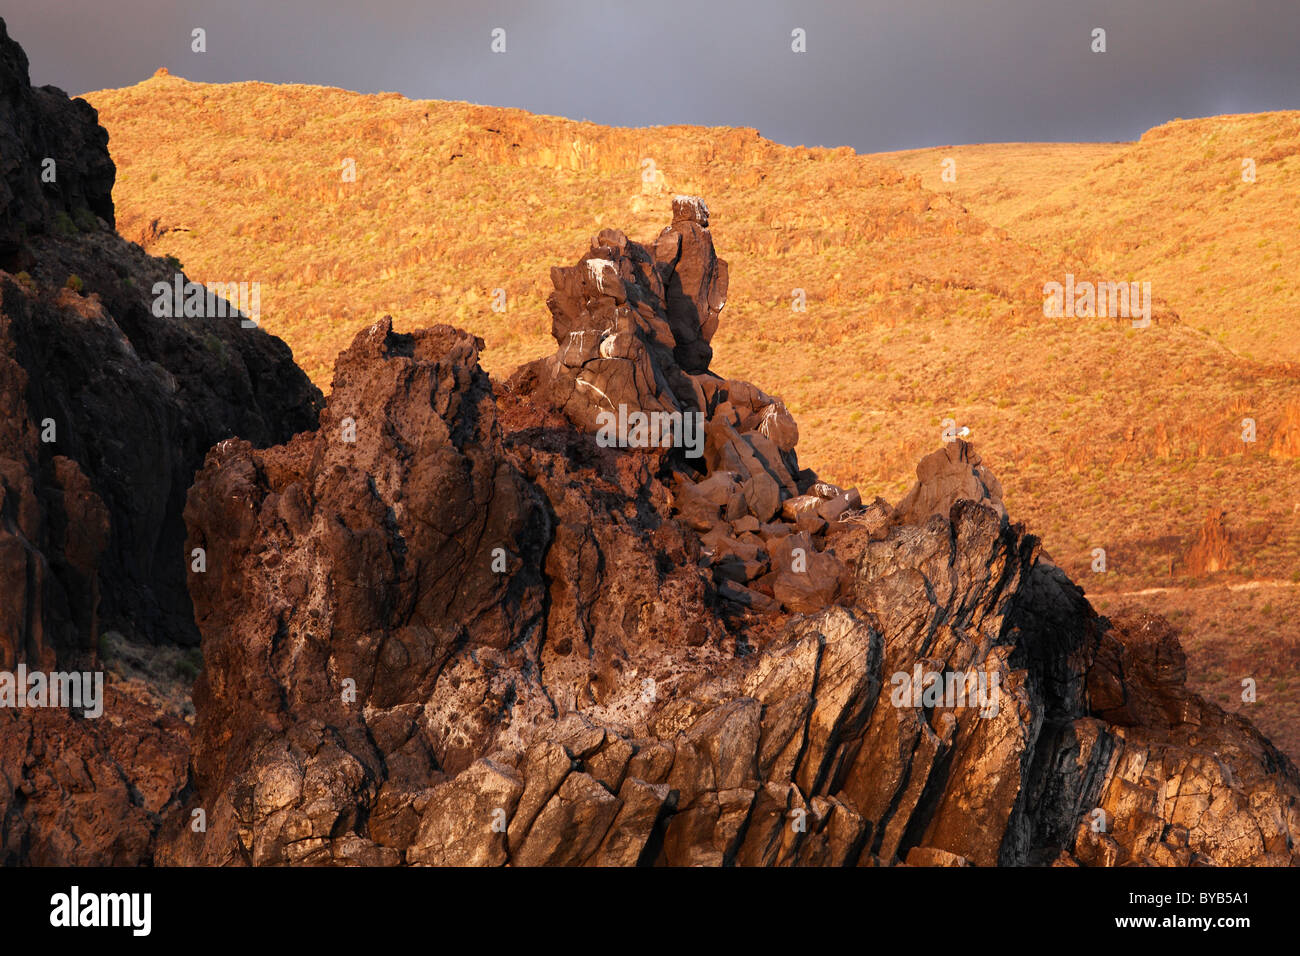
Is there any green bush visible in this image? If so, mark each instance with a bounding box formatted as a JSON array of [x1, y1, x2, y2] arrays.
[[176, 649, 204, 682], [52, 210, 77, 237], [64, 274, 83, 293]]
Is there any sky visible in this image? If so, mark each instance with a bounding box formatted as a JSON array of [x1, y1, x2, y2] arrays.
[[7, 0, 1299, 153]]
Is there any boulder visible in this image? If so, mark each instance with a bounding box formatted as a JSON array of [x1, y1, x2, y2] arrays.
[[892, 440, 1006, 526]]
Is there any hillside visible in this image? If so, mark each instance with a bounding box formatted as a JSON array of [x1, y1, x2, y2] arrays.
[[879, 113, 1300, 367], [875, 141, 1128, 228], [83, 77, 1300, 758], [877, 121, 1300, 758], [84, 76, 1300, 575]]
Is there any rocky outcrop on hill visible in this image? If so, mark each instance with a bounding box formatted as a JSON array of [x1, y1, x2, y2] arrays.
[[513, 194, 729, 428], [1, 14, 1296, 866], [165, 203, 1300, 867], [1185, 508, 1233, 576], [890, 439, 1005, 526], [0, 17, 321, 864], [1270, 400, 1300, 459], [510, 195, 860, 618]]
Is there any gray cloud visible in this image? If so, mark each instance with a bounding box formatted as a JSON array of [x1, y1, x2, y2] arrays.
[[7, 0, 1299, 152]]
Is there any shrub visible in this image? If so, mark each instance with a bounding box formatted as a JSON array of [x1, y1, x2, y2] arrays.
[[175, 651, 203, 682], [52, 210, 77, 237], [64, 274, 83, 292]]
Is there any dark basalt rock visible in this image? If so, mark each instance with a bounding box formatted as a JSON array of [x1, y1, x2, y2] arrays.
[[0, 17, 321, 864], [0, 17, 114, 264], [3, 235, 323, 653], [513, 195, 729, 432], [163, 319, 550, 864], [654, 194, 729, 373], [509, 199, 845, 614]]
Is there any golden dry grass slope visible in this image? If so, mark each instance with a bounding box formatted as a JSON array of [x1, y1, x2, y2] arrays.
[[84, 76, 1300, 754], [880, 113, 1300, 366]]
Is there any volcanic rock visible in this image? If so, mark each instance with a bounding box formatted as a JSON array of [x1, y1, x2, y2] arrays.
[[174, 295, 1300, 867], [1, 17, 1296, 868], [654, 195, 729, 372], [0, 17, 114, 261], [510, 201, 830, 612], [0, 17, 321, 864], [164, 319, 549, 864]]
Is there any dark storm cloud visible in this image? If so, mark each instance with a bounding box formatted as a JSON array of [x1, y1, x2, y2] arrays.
[[7, 0, 1299, 152]]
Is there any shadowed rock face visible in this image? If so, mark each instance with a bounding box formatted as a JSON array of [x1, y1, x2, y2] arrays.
[[2, 235, 324, 656], [0, 17, 322, 658], [0, 17, 113, 262], [1, 17, 1296, 866], [0, 17, 321, 864]]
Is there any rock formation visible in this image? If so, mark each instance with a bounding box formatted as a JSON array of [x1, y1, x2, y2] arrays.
[[161, 319, 550, 864], [1270, 400, 1300, 459], [0, 19, 113, 264], [1185, 508, 1233, 576], [514, 194, 730, 430], [511, 195, 854, 617], [164, 204, 1300, 866], [1, 17, 1296, 867]]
